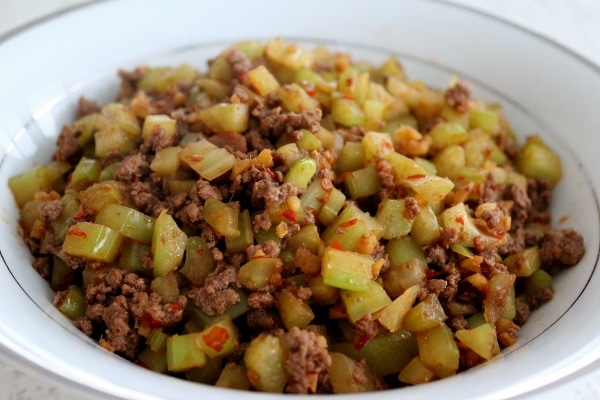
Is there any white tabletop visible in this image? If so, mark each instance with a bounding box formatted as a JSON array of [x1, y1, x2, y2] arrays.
[[1, 0, 600, 399]]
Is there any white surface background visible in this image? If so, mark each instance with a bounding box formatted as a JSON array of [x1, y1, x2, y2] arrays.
[[0, 0, 599, 398]]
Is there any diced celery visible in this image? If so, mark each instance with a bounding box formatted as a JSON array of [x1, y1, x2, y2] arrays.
[[277, 83, 319, 112], [141, 114, 177, 142], [341, 280, 392, 322], [411, 203, 441, 246], [327, 352, 381, 393], [296, 129, 323, 152], [275, 288, 315, 329], [247, 65, 280, 96], [225, 209, 253, 254], [151, 272, 180, 304], [152, 210, 187, 277], [455, 323, 500, 361], [416, 324, 459, 378], [429, 121, 469, 150], [9, 166, 55, 208], [504, 246, 541, 277], [179, 139, 237, 181], [199, 103, 249, 134], [398, 356, 436, 385], [321, 247, 373, 292], [179, 236, 214, 286], [118, 240, 150, 274], [216, 362, 251, 390], [376, 284, 421, 332], [516, 135, 562, 187], [375, 198, 416, 240], [335, 141, 365, 173], [483, 272, 516, 324], [69, 157, 102, 190], [203, 198, 240, 239], [77, 180, 128, 214], [196, 316, 239, 358], [95, 203, 155, 245], [331, 98, 365, 127], [63, 222, 124, 262], [284, 157, 317, 189], [244, 334, 287, 393], [264, 37, 314, 72], [344, 164, 381, 199], [138, 347, 168, 374], [166, 333, 207, 372], [322, 204, 384, 252], [469, 107, 501, 136], [309, 275, 340, 306], [330, 330, 417, 376], [403, 294, 447, 333], [150, 146, 182, 175], [55, 285, 87, 320], [238, 257, 282, 290]]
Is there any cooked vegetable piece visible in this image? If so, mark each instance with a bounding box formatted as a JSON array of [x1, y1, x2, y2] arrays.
[[95, 203, 155, 245], [63, 222, 124, 262], [152, 210, 187, 277], [244, 334, 287, 393], [166, 333, 207, 372]]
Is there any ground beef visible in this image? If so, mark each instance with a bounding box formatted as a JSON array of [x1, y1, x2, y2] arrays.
[[54, 125, 83, 163], [100, 295, 141, 359], [283, 327, 332, 394], [497, 132, 518, 160], [188, 265, 240, 316], [130, 291, 187, 328], [39, 200, 63, 222], [194, 179, 223, 201], [444, 81, 471, 113], [32, 256, 51, 278], [114, 152, 150, 182], [226, 48, 253, 85], [527, 178, 552, 213], [76, 96, 100, 119], [514, 297, 531, 326], [497, 227, 526, 256], [502, 183, 531, 230], [130, 181, 166, 218], [479, 174, 502, 204], [247, 292, 277, 309], [424, 244, 449, 266], [246, 308, 283, 333], [246, 240, 280, 259], [252, 210, 272, 232], [403, 197, 420, 218], [449, 315, 468, 331], [539, 229, 585, 270], [117, 67, 146, 100], [253, 181, 300, 207], [251, 101, 322, 140]]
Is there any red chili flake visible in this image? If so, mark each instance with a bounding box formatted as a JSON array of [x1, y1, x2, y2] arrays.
[[190, 155, 204, 162], [141, 313, 162, 329], [202, 326, 230, 352], [196, 249, 205, 256], [355, 332, 374, 351], [282, 209, 297, 222], [407, 174, 426, 180], [168, 303, 183, 312], [425, 269, 441, 279], [265, 167, 277, 180], [306, 87, 317, 96], [339, 218, 358, 229], [330, 241, 345, 251], [455, 216, 465, 225], [67, 227, 87, 239]]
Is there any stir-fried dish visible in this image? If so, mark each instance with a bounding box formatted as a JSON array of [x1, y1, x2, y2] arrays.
[[9, 38, 585, 393]]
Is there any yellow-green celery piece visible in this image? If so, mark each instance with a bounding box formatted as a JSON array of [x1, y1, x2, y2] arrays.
[[62, 222, 124, 263], [152, 210, 187, 277]]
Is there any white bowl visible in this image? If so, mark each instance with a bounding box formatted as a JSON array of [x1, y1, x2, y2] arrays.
[[1, 1, 600, 399]]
